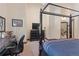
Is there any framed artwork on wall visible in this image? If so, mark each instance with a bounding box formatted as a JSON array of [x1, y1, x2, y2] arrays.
[[61, 22, 68, 39], [0, 16, 5, 32], [12, 19, 23, 27], [0, 16, 6, 39]]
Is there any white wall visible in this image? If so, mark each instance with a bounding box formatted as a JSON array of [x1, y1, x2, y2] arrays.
[[0, 4, 7, 17], [73, 4, 79, 38], [26, 4, 43, 39], [0, 3, 44, 40], [48, 6, 61, 39], [0, 4, 27, 41], [6, 4, 27, 41]]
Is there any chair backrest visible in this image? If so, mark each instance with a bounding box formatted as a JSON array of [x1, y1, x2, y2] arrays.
[[17, 35, 25, 53]]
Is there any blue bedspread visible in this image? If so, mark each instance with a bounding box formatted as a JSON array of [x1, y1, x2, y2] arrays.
[[43, 39, 79, 56]]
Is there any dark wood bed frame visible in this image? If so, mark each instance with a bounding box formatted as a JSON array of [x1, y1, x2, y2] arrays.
[[39, 3, 79, 56]]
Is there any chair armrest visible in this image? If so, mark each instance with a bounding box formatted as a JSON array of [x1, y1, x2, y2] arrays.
[[6, 46, 16, 49]]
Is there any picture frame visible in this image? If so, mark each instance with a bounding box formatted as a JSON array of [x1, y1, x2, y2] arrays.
[[12, 19, 23, 27], [61, 22, 68, 39], [0, 16, 5, 32]]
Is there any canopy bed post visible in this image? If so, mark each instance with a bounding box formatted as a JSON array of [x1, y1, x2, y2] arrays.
[[69, 14, 72, 38], [39, 9, 43, 56]]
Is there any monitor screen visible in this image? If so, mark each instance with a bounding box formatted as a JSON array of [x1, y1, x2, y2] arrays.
[[32, 23, 39, 29]]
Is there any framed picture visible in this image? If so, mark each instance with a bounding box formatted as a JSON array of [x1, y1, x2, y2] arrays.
[[61, 22, 68, 39], [12, 19, 23, 27], [0, 16, 5, 38], [0, 16, 5, 32]]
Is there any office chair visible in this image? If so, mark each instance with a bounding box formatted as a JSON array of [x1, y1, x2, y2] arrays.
[[0, 38, 17, 56], [8, 35, 25, 56]]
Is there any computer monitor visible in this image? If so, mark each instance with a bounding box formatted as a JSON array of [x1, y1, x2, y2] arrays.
[[32, 23, 39, 29]]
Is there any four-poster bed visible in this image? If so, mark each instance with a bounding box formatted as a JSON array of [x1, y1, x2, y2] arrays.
[[39, 3, 79, 56]]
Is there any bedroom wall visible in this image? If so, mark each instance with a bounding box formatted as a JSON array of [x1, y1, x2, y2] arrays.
[[6, 4, 27, 41], [25, 3, 50, 39], [72, 4, 79, 39], [59, 3, 79, 39], [48, 3, 79, 39], [0, 4, 7, 17], [0, 4, 27, 41], [25, 4, 41, 39], [48, 5, 61, 39], [0, 3, 49, 41], [58, 3, 79, 39]]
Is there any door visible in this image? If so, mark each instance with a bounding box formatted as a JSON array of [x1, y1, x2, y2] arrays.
[[61, 22, 68, 39]]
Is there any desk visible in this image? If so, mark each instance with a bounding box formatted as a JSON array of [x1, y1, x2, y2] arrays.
[[0, 38, 16, 55]]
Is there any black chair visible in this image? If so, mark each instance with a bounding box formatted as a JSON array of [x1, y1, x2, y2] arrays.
[[8, 35, 25, 56], [0, 38, 17, 56]]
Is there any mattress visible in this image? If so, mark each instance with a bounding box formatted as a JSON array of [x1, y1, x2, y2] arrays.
[[43, 39, 79, 56]]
